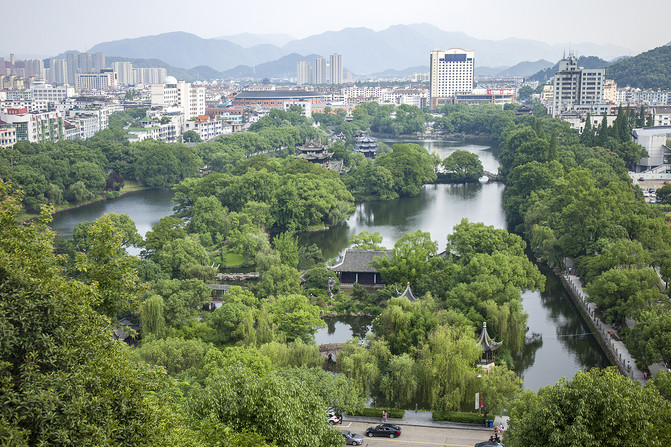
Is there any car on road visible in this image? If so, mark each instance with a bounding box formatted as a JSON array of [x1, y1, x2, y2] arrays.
[[342, 430, 365, 445], [365, 423, 402, 438]]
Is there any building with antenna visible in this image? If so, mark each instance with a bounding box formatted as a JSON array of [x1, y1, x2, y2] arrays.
[[551, 54, 607, 117]]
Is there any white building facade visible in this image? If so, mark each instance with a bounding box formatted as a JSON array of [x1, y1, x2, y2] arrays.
[[429, 48, 475, 109]]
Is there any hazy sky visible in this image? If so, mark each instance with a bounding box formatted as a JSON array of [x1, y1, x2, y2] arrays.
[[2, 0, 670, 57]]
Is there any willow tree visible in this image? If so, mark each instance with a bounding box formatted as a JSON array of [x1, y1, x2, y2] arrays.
[[141, 294, 166, 339]]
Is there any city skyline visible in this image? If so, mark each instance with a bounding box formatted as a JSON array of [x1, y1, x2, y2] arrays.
[[2, 0, 670, 58]]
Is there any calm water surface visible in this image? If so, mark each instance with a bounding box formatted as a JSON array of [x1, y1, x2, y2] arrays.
[[50, 140, 609, 389]]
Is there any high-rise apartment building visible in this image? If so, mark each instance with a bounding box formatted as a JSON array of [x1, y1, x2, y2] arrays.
[[314, 57, 327, 85], [66, 52, 78, 85], [52, 59, 68, 85], [429, 48, 475, 109], [296, 61, 311, 86], [79, 53, 93, 74], [112, 61, 134, 85], [329, 53, 343, 85], [93, 52, 106, 72], [551, 55, 605, 117]]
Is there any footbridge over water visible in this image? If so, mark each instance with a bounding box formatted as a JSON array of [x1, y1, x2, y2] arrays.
[[319, 343, 345, 363]]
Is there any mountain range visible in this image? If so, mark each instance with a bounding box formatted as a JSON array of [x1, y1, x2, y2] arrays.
[[89, 23, 631, 75]]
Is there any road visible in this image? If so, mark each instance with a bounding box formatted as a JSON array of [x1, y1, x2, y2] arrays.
[[338, 422, 494, 447]]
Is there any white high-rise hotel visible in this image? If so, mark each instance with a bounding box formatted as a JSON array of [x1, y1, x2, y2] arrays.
[[429, 48, 475, 109]]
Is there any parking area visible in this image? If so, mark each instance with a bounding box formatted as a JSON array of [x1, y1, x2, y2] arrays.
[[635, 178, 668, 203], [337, 421, 494, 447]]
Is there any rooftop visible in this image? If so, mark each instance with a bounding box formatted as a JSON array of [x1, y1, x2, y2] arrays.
[[329, 248, 393, 273], [235, 90, 327, 100]]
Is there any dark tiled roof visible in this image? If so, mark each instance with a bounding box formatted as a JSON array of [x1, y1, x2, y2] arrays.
[[235, 90, 326, 100], [329, 249, 392, 273], [397, 282, 416, 301]]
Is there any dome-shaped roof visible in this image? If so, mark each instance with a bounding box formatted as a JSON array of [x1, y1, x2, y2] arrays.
[[164, 76, 177, 84]]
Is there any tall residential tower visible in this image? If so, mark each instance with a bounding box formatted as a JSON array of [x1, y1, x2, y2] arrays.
[[329, 53, 343, 85]]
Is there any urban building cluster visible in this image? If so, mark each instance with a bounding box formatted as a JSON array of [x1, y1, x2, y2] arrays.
[[0, 52, 237, 147], [296, 54, 343, 86], [527, 54, 671, 176], [534, 54, 671, 127]]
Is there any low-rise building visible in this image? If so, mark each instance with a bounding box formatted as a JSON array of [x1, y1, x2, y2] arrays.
[[0, 109, 64, 142], [184, 115, 232, 141], [631, 127, 671, 172], [0, 125, 17, 148]]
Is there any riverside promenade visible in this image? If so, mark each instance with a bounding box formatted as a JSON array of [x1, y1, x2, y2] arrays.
[[563, 273, 646, 385]]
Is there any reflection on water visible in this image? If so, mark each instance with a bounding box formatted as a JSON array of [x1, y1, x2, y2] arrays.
[[314, 316, 373, 344], [300, 182, 506, 260], [50, 188, 175, 239], [48, 139, 609, 390], [516, 266, 610, 391]]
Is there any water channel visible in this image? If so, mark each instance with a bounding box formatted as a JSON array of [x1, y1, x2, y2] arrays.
[[48, 138, 609, 391]]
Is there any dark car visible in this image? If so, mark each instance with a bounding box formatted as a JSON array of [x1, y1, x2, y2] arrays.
[[342, 430, 365, 445], [475, 441, 504, 447], [365, 423, 402, 438]]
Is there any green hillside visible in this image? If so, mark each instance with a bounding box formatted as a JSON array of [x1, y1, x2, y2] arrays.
[[607, 45, 671, 89]]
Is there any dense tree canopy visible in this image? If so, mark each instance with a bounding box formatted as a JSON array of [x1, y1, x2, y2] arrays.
[[506, 368, 671, 447]]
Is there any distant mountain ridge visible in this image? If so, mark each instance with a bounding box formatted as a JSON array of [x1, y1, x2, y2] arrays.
[[88, 24, 632, 75], [216, 32, 295, 48]]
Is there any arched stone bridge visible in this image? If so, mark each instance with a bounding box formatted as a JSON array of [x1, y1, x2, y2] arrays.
[[319, 343, 345, 363]]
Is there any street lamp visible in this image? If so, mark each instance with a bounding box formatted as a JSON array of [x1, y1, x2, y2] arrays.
[[477, 374, 482, 416]]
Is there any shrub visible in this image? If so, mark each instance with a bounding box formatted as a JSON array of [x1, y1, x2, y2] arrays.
[[348, 408, 405, 419], [432, 411, 486, 424]]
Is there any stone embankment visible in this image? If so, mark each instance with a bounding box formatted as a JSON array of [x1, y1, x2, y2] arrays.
[[561, 273, 646, 384]]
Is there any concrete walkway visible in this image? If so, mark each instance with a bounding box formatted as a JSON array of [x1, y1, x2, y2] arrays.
[[565, 274, 646, 385], [343, 410, 505, 431]]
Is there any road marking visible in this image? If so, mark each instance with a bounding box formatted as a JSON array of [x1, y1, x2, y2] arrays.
[[364, 439, 473, 446]]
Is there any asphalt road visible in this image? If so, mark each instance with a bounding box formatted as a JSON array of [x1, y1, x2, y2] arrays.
[[338, 421, 495, 447]]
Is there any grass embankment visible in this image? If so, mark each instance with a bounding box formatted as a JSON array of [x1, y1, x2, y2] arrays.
[[221, 252, 246, 268]]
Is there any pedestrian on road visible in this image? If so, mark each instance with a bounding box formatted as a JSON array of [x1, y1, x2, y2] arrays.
[[383, 410, 387, 423]]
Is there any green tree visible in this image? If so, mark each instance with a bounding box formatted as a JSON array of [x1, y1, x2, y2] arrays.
[[256, 264, 302, 298], [656, 184, 671, 204], [273, 232, 299, 268], [189, 365, 343, 447], [182, 130, 202, 143], [625, 309, 671, 367], [447, 218, 527, 263], [350, 230, 384, 249], [648, 370, 671, 401], [378, 353, 418, 408], [74, 214, 147, 318], [156, 236, 216, 281], [376, 143, 437, 196], [372, 229, 439, 286], [0, 181, 193, 446], [275, 366, 365, 414], [267, 294, 326, 342], [141, 294, 166, 338], [505, 368, 671, 447], [585, 267, 663, 325], [441, 150, 484, 182], [480, 365, 522, 416]]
